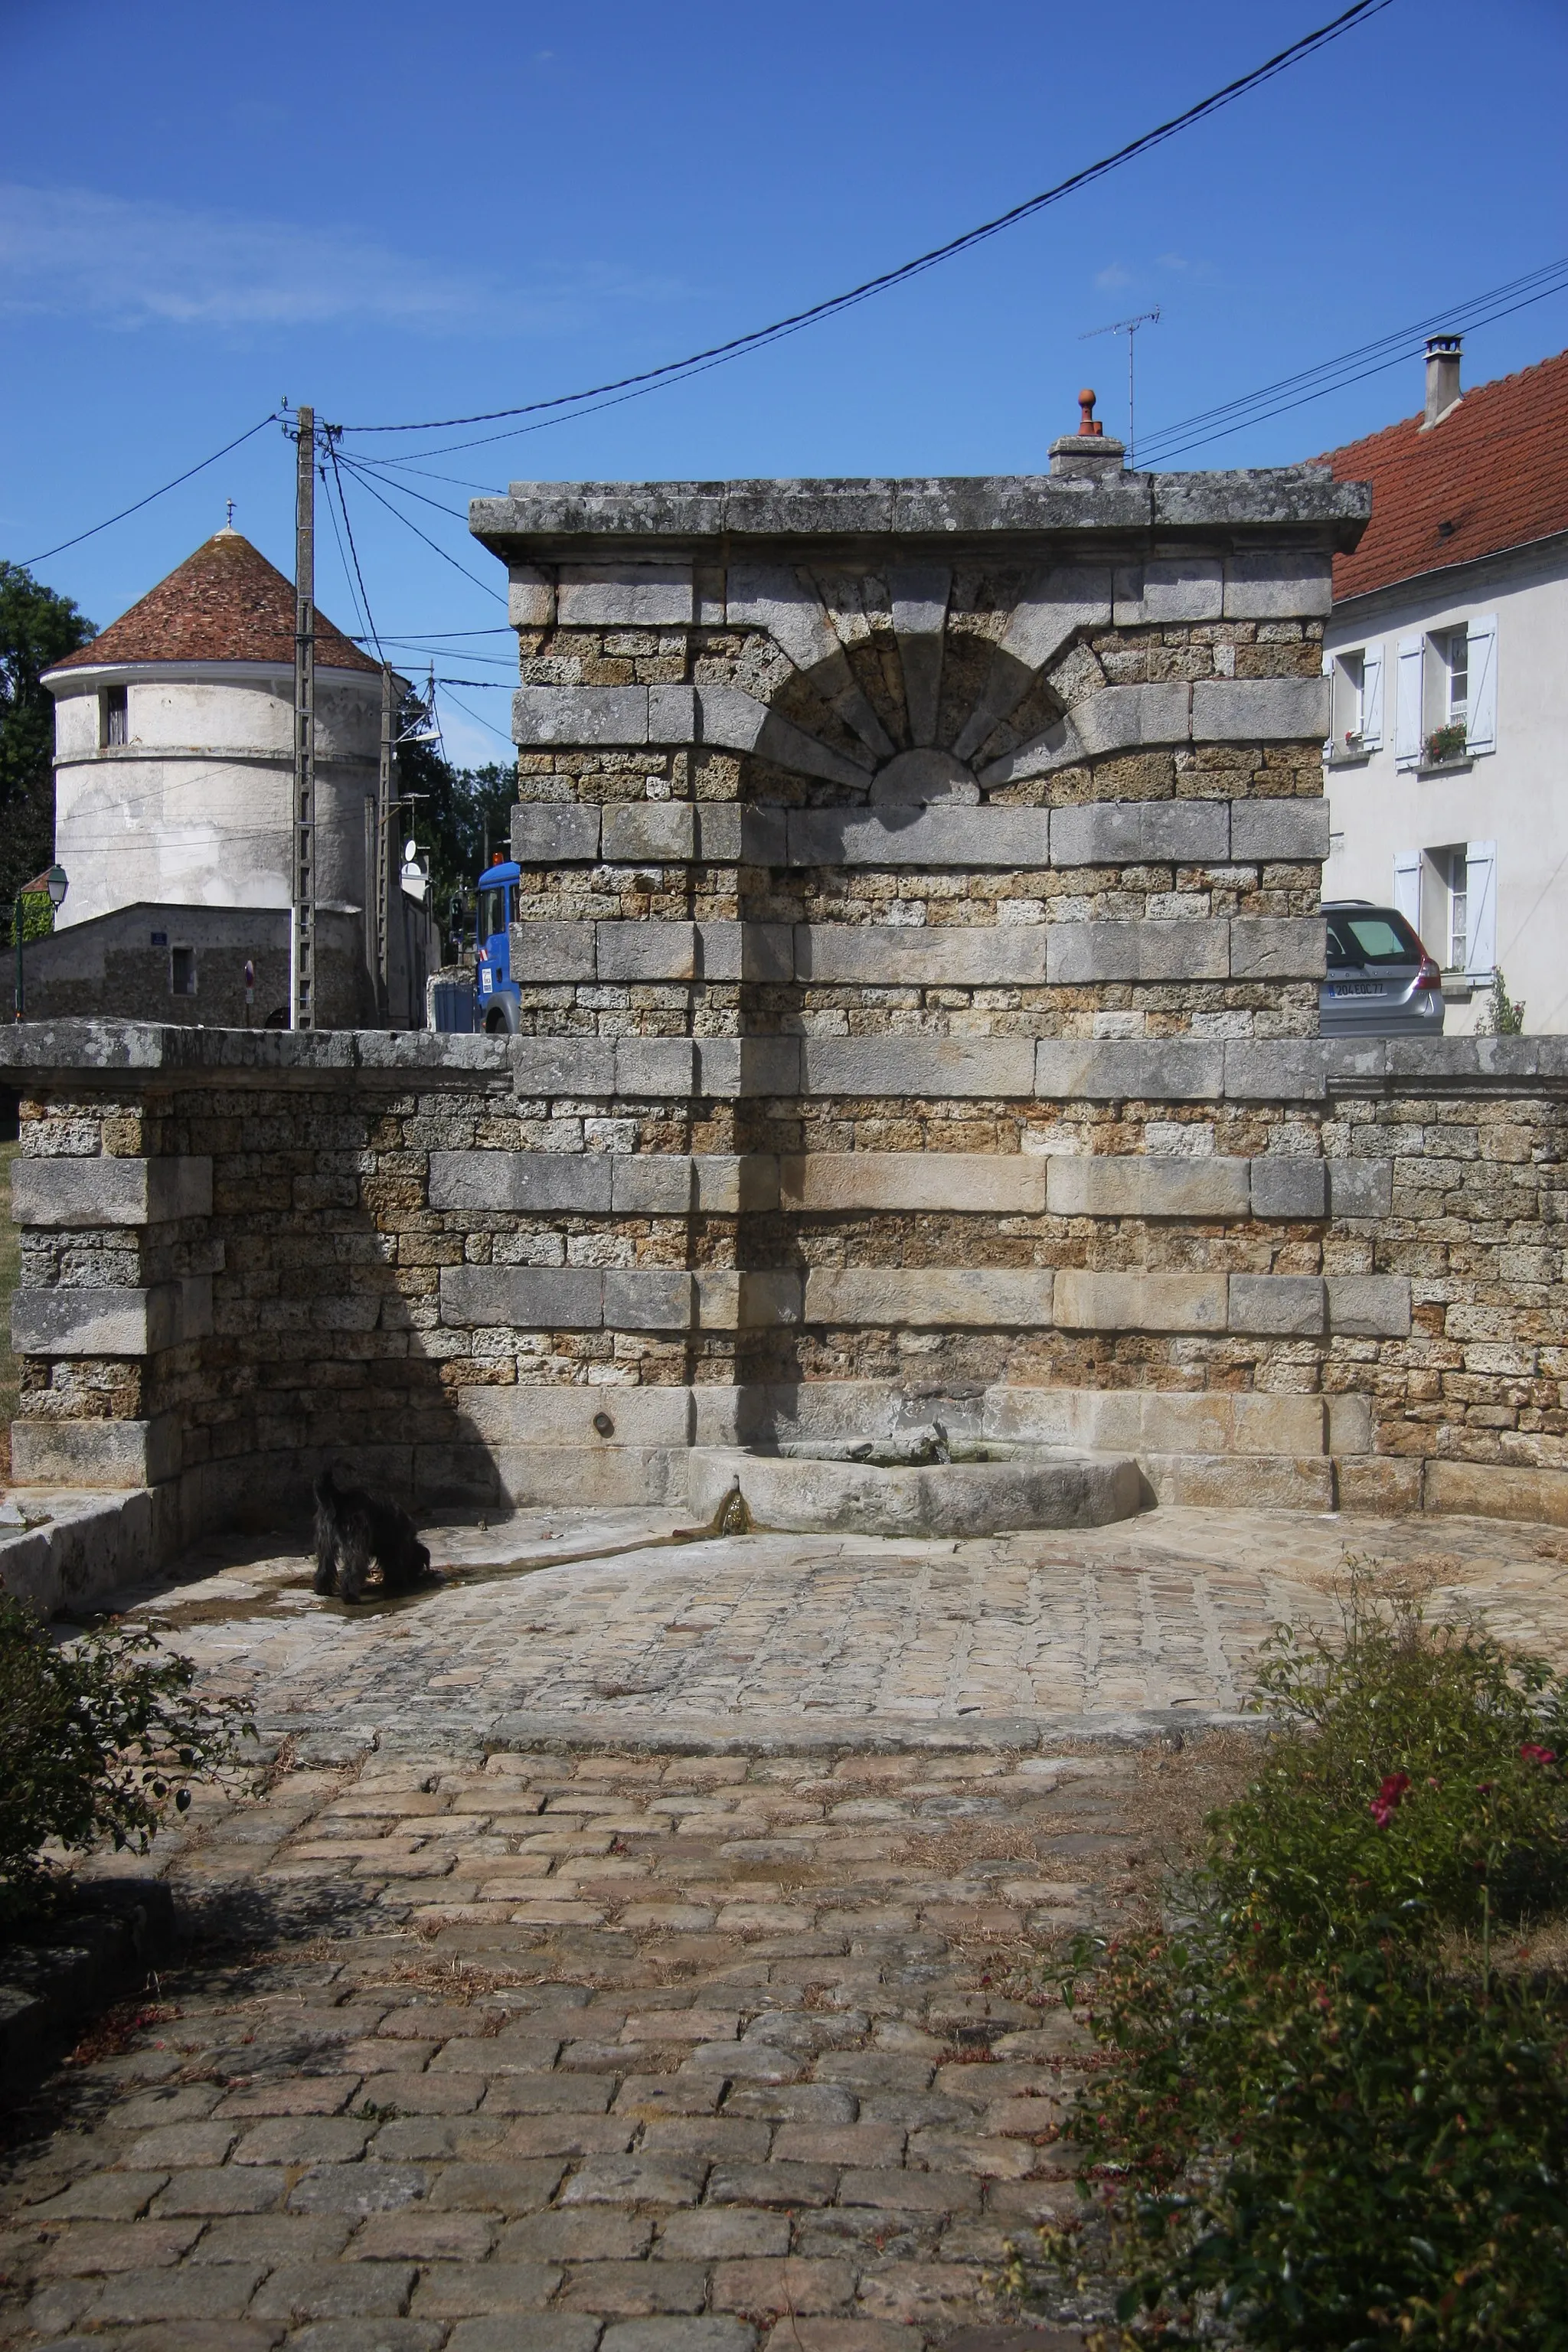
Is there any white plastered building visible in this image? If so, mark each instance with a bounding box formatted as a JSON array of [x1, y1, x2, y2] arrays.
[[1318, 340, 1568, 1032]]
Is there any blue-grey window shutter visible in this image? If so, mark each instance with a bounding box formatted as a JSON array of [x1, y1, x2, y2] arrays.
[[1467, 616, 1498, 753]]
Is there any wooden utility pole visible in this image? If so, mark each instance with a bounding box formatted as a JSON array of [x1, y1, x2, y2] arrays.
[[376, 662, 394, 1007], [290, 405, 316, 1028]]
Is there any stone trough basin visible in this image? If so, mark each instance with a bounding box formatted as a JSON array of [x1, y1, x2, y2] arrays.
[[688, 1428, 1143, 1537]]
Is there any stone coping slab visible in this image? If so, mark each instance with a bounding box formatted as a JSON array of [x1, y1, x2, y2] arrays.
[[2, 1020, 1563, 1099], [469, 469, 1370, 553]]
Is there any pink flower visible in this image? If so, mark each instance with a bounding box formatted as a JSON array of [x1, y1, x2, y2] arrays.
[[1520, 1743, 1558, 1766], [1369, 1772, 1410, 1828]]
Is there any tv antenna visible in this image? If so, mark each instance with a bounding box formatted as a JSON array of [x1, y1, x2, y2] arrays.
[[1080, 308, 1161, 466]]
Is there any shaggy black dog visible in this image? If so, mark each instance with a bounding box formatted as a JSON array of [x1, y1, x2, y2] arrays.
[[312, 1469, 433, 1603]]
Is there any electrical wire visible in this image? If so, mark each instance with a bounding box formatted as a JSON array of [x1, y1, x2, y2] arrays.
[[335, 0, 1397, 442], [19, 416, 279, 568], [1138, 259, 1568, 463], [332, 454, 508, 603], [319, 461, 372, 648], [437, 686, 516, 747], [323, 438, 387, 669]]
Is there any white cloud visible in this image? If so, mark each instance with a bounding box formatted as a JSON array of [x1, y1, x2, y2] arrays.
[[1094, 263, 1132, 292], [0, 181, 685, 336]]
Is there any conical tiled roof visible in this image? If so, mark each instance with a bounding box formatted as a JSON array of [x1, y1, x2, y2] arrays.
[[49, 527, 378, 674]]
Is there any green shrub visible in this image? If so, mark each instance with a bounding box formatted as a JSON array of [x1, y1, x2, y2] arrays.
[[1045, 1569, 1568, 2349], [0, 1594, 246, 1930]]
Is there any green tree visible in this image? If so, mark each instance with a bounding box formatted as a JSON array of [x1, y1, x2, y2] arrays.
[[0, 562, 95, 913], [393, 688, 514, 954]]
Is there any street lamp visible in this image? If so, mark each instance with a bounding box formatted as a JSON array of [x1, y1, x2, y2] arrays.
[[13, 864, 67, 1021]]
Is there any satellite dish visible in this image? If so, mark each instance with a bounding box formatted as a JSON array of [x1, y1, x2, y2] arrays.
[[403, 838, 417, 862]]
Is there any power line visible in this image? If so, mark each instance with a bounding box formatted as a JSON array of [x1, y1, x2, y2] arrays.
[[19, 415, 279, 567], [332, 454, 508, 603], [319, 458, 371, 647], [336, 0, 1397, 441], [438, 686, 516, 747], [1137, 258, 1568, 463], [323, 437, 388, 669]]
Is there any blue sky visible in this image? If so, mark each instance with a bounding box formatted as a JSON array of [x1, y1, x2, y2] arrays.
[[5, 0, 1566, 765]]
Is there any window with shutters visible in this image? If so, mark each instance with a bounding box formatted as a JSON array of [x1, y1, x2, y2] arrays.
[[100, 684, 128, 747], [1328, 643, 1383, 757], [1422, 627, 1473, 763]]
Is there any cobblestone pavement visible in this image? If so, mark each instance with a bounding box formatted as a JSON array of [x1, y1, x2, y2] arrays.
[[84, 1503, 1568, 1756], [3, 1503, 1567, 2351]]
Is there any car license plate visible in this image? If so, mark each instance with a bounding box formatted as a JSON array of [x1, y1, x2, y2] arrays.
[[1331, 982, 1383, 998]]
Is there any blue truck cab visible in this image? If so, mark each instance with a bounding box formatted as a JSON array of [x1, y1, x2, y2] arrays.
[[474, 860, 521, 1033]]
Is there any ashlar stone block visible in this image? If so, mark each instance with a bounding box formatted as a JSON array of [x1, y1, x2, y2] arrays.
[[1045, 1156, 1250, 1218], [509, 923, 597, 982], [10, 1415, 180, 1488], [802, 1036, 1037, 1099], [782, 1152, 1047, 1213], [511, 1039, 616, 1099], [556, 562, 694, 627], [616, 1038, 696, 1096], [459, 1385, 693, 1448], [1035, 1038, 1224, 1101], [795, 925, 1050, 986], [1328, 1159, 1393, 1218], [1250, 1156, 1328, 1219], [1070, 681, 1192, 756], [1113, 559, 1223, 624], [601, 805, 696, 864], [1229, 916, 1326, 980], [511, 805, 602, 864], [11, 1155, 212, 1227], [1227, 1273, 1327, 1335], [440, 1266, 603, 1329], [1327, 1273, 1412, 1337], [508, 564, 555, 628], [603, 1270, 694, 1331], [428, 1152, 612, 1214], [786, 807, 1052, 871], [595, 923, 697, 982], [1048, 798, 1229, 868], [802, 1268, 1054, 1328], [611, 1155, 695, 1214], [1223, 550, 1333, 618], [1052, 1270, 1228, 1332], [1045, 920, 1228, 984], [1222, 801, 1330, 870], [1192, 677, 1330, 741], [513, 685, 650, 748]]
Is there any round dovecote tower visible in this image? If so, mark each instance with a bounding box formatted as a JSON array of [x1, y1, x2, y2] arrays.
[[35, 527, 428, 1027]]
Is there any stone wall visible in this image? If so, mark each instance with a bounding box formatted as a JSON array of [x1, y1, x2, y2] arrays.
[[5, 1026, 1568, 1546], [6, 470, 1568, 1550]]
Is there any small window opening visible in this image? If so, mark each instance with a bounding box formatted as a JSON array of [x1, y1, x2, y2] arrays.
[[170, 946, 196, 997], [102, 684, 128, 746]]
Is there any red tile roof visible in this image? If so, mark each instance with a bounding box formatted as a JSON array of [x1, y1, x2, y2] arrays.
[[1318, 347, 1568, 603], [49, 528, 377, 675]]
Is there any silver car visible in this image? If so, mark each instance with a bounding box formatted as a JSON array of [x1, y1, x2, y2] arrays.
[[1319, 901, 1446, 1036]]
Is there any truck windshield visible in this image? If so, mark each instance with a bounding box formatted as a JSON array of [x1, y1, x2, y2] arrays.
[[478, 887, 508, 940]]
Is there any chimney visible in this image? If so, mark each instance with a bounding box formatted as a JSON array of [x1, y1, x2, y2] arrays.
[[1049, 387, 1127, 479], [1422, 334, 1462, 431]]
